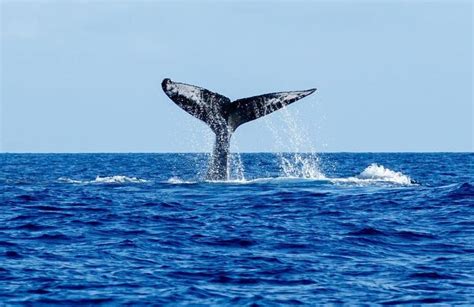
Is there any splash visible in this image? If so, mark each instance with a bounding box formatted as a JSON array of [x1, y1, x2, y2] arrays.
[[262, 103, 324, 179], [59, 176, 149, 184], [280, 153, 325, 179], [166, 163, 415, 186], [228, 150, 246, 182], [330, 164, 415, 185], [357, 163, 414, 184]]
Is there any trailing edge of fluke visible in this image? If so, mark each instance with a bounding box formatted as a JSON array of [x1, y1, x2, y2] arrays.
[[161, 78, 317, 181]]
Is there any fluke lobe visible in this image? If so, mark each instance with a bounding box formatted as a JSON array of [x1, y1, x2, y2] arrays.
[[161, 78, 316, 181]]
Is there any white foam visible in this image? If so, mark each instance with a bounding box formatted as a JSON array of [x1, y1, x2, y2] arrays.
[[330, 164, 414, 185], [214, 164, 413, 186], [358, 163, 413, 184], [166, 177, 195, 184], [167, 177, 266, 185], [165, 163, 414, 186], [57, 177, 83, 184], [93, 176, 148, 184], [58, 176, 149, 184], [58, 164, 413, 187]]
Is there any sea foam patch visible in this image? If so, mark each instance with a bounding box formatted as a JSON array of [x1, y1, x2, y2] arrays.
[[166, 163, 415, 186], [59, 176, 149, 184], [357, 164, 413, 184], [330, 163, 415, 185]]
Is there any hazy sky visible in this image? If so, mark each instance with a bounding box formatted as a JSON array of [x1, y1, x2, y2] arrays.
[[1, 0, 472, 152]]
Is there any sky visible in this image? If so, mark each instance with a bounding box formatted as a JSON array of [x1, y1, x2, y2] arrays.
[[0, 0, 472, 153]]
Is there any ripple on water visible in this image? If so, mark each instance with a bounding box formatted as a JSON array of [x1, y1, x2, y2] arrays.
[[1, 153, 473, 304], [33, 233, 72, 241], [16, 223, 53, 231], [5, 251, 22, 259], [409, 272, 455, 280], [348, 227, 386, 236]]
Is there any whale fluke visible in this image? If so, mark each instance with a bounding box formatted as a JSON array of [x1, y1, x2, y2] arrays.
[[228, 89, 317, 130], [161, 78, 317, 180]]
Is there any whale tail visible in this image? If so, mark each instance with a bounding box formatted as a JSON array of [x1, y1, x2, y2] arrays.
[[161, 78, 317, 180]]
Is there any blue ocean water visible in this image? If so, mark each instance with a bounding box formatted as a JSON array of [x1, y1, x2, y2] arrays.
[[1, 152, 473, 305]]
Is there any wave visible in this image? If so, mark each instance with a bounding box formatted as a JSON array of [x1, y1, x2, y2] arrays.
[[166, 177, 196, 184], [93, 176, 148, 184], [58, 176, 149, 184], [447, 182, 474, 198], [58, 164, 413, 187], [166, 164, 415, 186], [358, 163, 413, 183], [330, 164, 415, 185]]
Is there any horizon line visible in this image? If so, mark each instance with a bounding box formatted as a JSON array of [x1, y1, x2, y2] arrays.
[[1, 151, 472, 154]]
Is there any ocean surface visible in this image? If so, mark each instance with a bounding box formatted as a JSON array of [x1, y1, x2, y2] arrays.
[[1, 152, 473, 305]]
